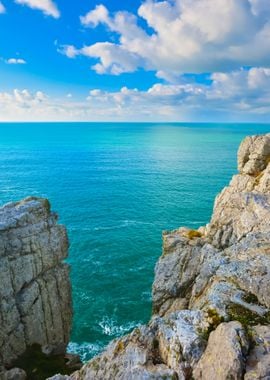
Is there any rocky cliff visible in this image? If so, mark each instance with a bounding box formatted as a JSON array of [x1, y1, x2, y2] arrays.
[[0, 197, 72, 369], [62, 133, 270, 379]]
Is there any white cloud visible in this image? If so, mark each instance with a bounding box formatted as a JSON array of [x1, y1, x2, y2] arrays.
[[60, 45, 78, 58], [0, 89, 47, 105], [81, 42, 142, 75], [0, 1, 5, 13], [80, 4, 109, 27], [84, 67, 270, 119], [15, 0, 60, 18], [63, 0, 270, 78], [1, 68, 270, 121], [6, 58, 26, 64], [0, 89, 63, 121]]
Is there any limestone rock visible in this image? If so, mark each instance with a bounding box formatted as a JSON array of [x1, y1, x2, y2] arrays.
[[152, 229, 208, 315], [189, 232, 270, 322], [238, 133, 270, 175], [157, 310, 209, 378], [193, 322, 249, 380], [69, 324, 177, 380], [69, 310, 211, 380], [206, 135, 270, 249], [0, 197, 72, 367]]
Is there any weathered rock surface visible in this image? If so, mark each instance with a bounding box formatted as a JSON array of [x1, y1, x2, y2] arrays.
[[193, 321, 249, 379], [0, 197, 72, 367], [58, 133, 270, 379], [238, 133, 270, 175], [244, 325, 270, 379], [156, 310, 209, 378]]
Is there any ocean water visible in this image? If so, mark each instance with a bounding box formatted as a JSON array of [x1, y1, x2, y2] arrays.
[[0, 122, 269, 360]]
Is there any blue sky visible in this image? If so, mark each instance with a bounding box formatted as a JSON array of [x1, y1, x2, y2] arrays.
[[0, 0, 270, 121]]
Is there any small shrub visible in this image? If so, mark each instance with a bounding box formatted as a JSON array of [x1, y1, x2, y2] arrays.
[[187, 229, 202, 239]]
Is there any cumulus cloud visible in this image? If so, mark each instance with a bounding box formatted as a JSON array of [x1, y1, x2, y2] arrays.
[[85, 67, 270, 117], [80, 4, 110, 27], [0, 89, 101, 121], [0, 89, 46, 106], [60, 45, 78, 59], [15, 0, 60, 18], [1, 68, 270, 121], [6, 58, 26, 64], [0, 1, 5, 13], [63, 0, 270, 78], [0, 89, 65, 121], [81, 43, 142, 75]]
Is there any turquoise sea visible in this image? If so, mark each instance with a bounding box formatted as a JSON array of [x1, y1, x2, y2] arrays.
[[0, 122, 269, 360]]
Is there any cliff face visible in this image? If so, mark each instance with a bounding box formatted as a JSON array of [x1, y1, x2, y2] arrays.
[[0, 197, 72, 367], [65, 133, 270, 380]]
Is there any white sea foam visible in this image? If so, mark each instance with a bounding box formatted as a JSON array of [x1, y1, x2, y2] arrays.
[[67, 319, 142, 361], [98, 316, 142, 336], [67, 341, 103, 362]]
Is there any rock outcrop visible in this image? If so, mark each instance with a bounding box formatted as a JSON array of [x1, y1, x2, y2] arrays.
[[61, 133, 270, 379], [0, 197, 72, 368]]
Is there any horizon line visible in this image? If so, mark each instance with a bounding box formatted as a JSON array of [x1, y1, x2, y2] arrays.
[[0, 121, 270, 125]]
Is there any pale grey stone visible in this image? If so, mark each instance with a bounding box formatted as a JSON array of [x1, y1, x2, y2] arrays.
[[0, 197, 72, 366], [157, 310, 209, 378], [193, 322, 249, 380], [238, 133, 270, 175]]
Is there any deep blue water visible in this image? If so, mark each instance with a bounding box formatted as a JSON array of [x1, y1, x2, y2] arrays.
[[0, 122, 269, 360]]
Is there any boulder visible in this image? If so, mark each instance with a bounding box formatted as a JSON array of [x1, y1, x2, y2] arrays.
[[193, 322, 248, 379]]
